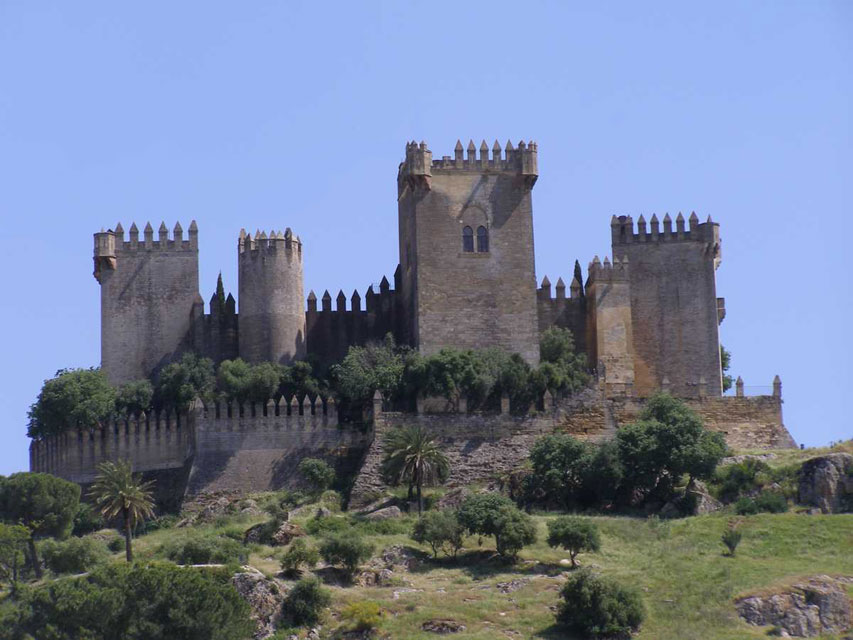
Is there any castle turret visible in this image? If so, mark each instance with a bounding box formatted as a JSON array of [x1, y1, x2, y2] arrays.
[[238, 228, 306, 364], [611, 212, 723, 397], [95, 221, 200, 384]]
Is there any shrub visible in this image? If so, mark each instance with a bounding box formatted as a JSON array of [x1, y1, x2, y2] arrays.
[[164, 535, 243, 565], [735, 492, 788, 515], [107, 535, 126, 553], [139, 514, 180, 534], [71, 503, 105, 536], [457, 493, 536, 558], [411, 510, 465, 558], [722, 522, 742, 556], [280, 538, 319, 574], [547, 517, 601, 568], [282, 576, 331, 627], [340, 600, 382, 631], [714, 458, 770, 502], [40, 537, 108, 574], [557, 569, 645, 638], [319, 533, 374, 576], [297, 458, 336, 493]]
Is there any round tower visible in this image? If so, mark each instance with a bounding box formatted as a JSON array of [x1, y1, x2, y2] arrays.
[[238, 228, 306, 364]]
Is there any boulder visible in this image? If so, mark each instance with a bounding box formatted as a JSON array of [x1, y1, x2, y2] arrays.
[[436, 487, 470, 511], [271, 521, 305, 546], [736, 576, 852, 637], [355, 495, 399, 515], [686, 479, 723, 515], [422, 619, 467, 634], [363, 506, 403, 520], [798, 454, 853, 514], [231, 568, 288, 640]]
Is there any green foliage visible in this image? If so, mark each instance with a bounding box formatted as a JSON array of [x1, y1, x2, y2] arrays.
[[217, 358, 282, 404], [6, 562, 254, 640], [573, 260, 585, 297], [89, 460, 155, 562], [380, 426, 450, 513], [282, 575, 332, 627], [279, 538, 319, 574], [40, 536, 108, 574], [538, 327, 590, 396], [735, 492, 788, 515], [0, 472, 80, 540], [154, 352, 215, 411], [721, 345, 733, 392], [71, 502, 106, 536], [340, 600, 382, 631], [0, 523, 29, 588], [557, 569, 645, 638], [411, 348, 482, 410], [457, 493, 536, 558], [107, 535, 125, 553], [713, 458, 770, 503], [319, 532, 374, 576], [332, 334, 411, 403], [297, 458, 336, 493], [411, 510, 465, 558], [164, 535, 243, 565], [280, 360, 322, 401], [547, 517, 601, 568], [114, 379, 154, 415], [27, 368, 116, 438], [721, 523, 742, 556]]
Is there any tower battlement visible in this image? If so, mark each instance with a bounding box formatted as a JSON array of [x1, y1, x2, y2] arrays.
[[611, 212, 720, 246], [587, 255, 630, 284], [238, 228, 303, 258]]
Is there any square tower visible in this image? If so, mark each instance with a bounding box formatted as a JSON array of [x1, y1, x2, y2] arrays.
[[397, 140, 540, 364]]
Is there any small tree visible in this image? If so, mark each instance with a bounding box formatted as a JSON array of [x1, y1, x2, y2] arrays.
[[0, 472, 80, 579], [114, 379, 154, 415], [457, 494, 536, 559], [89, 460, 155, 562], [297, 458, 336, 494], [280, 538, 319, 575], [380, 426, 449, 514], [341, 601, 383, 632], [27, 368, 116, 438], [721, 345, 733, 392], [557, 569, 645, 638], [722, 521, 742, 556], [283, 576, 332, 627], [547, 517, 601, 568], [319, 533, 374, 577], [411, 510, 465, 558], [40, 536, 108, 574], [493, 508, 537, 559], [0, 523, 29, 591], [154, 352, 215, 411]]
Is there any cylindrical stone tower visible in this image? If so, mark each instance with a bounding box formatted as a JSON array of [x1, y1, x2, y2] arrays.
[[238, 228, 306, 364]]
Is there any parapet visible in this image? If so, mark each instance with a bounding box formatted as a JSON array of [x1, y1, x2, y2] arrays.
[[586, 255, 630, 284], [611, 212, 719, 246], [238, 228, 302, 259], [93, 221, 198, 282], [399, 139, 538, 191], [537, 275, 583, 301]]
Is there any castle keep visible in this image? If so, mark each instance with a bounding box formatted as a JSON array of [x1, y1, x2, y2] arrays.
[[33, 140, 795, 500]]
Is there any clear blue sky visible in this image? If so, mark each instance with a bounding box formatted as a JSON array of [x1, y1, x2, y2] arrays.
[[0, 2, 850, 474]]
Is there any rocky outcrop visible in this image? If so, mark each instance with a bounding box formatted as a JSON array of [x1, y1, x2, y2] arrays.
[[231, 568, 288, 640], [363, 505, 403, 520], [798, 454, 853, 514], [736, 576, 852, 637], [422, 619, 467, 634]]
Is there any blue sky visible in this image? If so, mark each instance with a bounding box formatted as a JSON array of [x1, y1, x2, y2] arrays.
[[0, 1, 850, 474]]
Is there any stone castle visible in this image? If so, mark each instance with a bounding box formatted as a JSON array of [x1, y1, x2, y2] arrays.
[[32, 140, 795, 504]]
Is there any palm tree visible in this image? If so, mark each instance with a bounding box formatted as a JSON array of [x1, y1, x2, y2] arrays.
[[380, 426, 449, 514], [89, 460, 155, 562]]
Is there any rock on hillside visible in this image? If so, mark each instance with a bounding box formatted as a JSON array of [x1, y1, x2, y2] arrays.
[[231, 568, 288, 640], [798, 453, 853, 514], [736, 575, 852, 637]]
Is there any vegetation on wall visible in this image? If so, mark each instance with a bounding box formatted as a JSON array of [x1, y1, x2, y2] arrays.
[[27, 368, 116, 438]]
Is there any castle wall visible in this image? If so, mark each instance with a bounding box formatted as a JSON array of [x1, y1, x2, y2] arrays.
[[536, 278, 587, 357], [95, 222, 200, 384], [397, 142, 541, 364], [191, 293, 239, 365], [611, 214, 723, 398], [238, 230, 306, 364]]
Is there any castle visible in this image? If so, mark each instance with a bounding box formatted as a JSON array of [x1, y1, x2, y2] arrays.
[[33, 140, 795, 504]]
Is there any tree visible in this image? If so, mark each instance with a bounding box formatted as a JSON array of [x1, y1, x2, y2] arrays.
[[280, 538, 319, 575], [280, 360, 322, 401], [27, 368, 116, 439], [524, 433, 590, 509], [557, 569, 645, 638], [547, 517, 601, 568], [0, 472, 80, 579], [283, 575, 332, 627], [413, 348, 482, 411], [334, 334, 409, 404], [40, 536, 108, 574], [318, 533, 374, 577], [89, 461, 155, 562], [154, 352, 215, 411], [538, 327, 590, 397], [411, 510, 465, 558], [573, 259, 585, 297], [115, 379, 154, 415], [380, 426, 449, 514], [0, 523, 29, 591], [297, 458, 336, 493], [457, 493, 537, 558], [721, 521, 742, 556], [218, 359, 282, 404], [721, 345, 733, 392]]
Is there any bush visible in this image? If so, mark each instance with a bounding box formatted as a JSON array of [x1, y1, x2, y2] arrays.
[[319, 533, 374, 576], [107, 535, 126, 553], [722, 526, 742, 556], [280, 538, 319, 574], [736, 492, 787, 515], [557, 569, 645, 638], [282, 576, 331, 627], [71, 503, 105, 536], [297, 458, 336, 493], [713, 458, 770, 503], [547, 517, 601, 568], [40, 537, 108, 574], [456, 493, 536, 558], [138, 514, 180, 534], [6, 562, 253, 640], [164, 535, 243, 565], [340, 600, 382, 631], [411, 510, 465, 558]]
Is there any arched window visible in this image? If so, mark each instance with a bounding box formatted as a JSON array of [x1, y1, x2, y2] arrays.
[[462, 226, 474, 252], [476, 226, 489, 253]]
